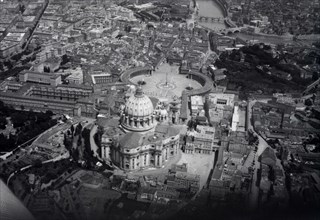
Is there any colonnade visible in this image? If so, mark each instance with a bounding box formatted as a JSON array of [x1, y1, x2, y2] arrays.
[[121, 113, 156, 131]]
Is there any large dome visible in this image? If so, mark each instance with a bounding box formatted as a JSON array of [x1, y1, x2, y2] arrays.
[[124, 87, 154, 117], [121, 87, 157, 132]]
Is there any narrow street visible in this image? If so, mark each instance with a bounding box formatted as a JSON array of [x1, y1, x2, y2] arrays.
[[247, 99, 268, 210], [248, 135, 269, 210], [247, 99, 289, 210]]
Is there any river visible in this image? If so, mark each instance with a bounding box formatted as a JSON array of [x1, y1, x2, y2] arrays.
[[196, 0, 226, 30]]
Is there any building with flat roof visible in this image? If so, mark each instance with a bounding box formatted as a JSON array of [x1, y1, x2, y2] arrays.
[[196, 125, 215, 135], [91, 73, 113, 85], [167, 171, 200, 194], [5, 32, 26, 42], [191, 95, 204, 116], [19, 71, 61, 86], [0, 40, 20, 58], [183, 124, 218, 154], [208, 93, 235, 107], [1, 76, 95, 117]]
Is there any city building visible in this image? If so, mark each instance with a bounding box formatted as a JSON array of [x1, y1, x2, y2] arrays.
[[231, 104, 240, 132], [184, 132, 214, 154], [19, 70, 61, 86], [190, 95, 204, 116], [208, 93, 235, 107], [167, 171, 200, 194], [0, 40, 20, 58], [1, 74, 95, 117], [65, 67, 83, 85], [91, 73, 113, 85]]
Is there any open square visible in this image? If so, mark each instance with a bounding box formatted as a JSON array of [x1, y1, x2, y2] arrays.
[[130, 63, 203, 101], [176, 152, 215, 188]]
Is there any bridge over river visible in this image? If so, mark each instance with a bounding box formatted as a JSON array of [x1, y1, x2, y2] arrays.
[[196, 16, 225, 24]]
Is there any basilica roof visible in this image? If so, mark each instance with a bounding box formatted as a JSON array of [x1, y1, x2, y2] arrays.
[[154, 124, 180, 137], [119, 124, 180, 149], [119, 132, 143, 149], [124, 87, 154, 118]]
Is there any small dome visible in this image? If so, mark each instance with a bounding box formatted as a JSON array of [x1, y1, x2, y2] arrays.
[[160, 109, 168, 116]]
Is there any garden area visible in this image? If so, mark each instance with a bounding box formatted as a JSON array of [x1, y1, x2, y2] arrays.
[[215, 44, 315, 100], [0, 101, 57, 152], [64, 123, 112, 171]]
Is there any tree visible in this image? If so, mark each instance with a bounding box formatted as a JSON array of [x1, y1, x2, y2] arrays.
[[43, 171, 58, 184], [4, 60, 13, 69], [34, 159, 42, 168], [75, 123, 83, 136], [312, 72, 319, 81], [11, 53, 22, 61], [11, 112, 28, 128], [44, 66, 51, 73], [45, 110, 53, 116], [77, 137, 82, 146], [61, 54, 70, 65], [305, 99, 313, 106], [313, 41, 320, 49], [125, 25, 131, 32], [70, 125, 74, 135], [19, 4, 25, 14], [72, 149, 79, 162], [0, 116, 7, 129]]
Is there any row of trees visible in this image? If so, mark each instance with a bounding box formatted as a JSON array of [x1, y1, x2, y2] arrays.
[[64, 123, 95, 168]]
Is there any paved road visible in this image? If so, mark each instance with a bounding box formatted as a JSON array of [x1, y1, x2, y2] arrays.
[[128, 149, 182, 177], [88, 123, 107, 163], [247, 99, 288, 209], [247, 99, 268, 210], [90, 124, 100, 158]]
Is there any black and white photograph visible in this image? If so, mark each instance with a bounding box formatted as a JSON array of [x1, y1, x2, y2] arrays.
[[0, 0, 320, 220]]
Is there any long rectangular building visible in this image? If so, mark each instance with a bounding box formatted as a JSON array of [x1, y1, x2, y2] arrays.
[[0, 91, 96, 117]]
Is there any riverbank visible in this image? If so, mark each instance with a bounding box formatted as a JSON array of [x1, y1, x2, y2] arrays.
[[214, 0, 237, 28], [235, 31, 320, 45], [213, 0, 228, 17], [196, 0, 236, 29]]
